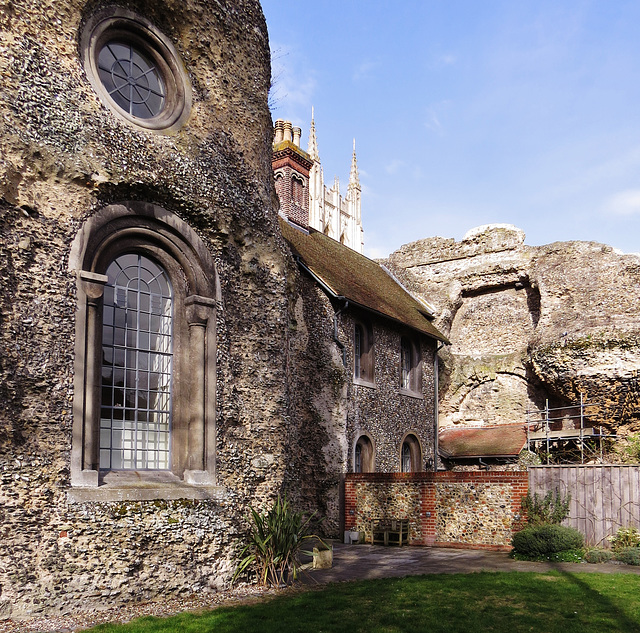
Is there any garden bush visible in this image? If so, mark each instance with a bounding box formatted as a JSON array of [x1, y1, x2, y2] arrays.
[[616, 547, 640, 566], [520, 489, 571, 526], [609, 526, 640, 552], [584, 548, 613, 564], [512, 524, 584, 557]]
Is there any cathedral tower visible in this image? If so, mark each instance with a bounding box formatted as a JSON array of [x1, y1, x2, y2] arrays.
[[273, 112, 364, 253]]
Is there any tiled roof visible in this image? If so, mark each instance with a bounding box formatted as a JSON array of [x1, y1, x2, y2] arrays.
[[438, 424, 527, 458], [280, 218, 448, 342]]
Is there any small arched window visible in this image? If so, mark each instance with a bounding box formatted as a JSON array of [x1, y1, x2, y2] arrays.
[[292, 174, 305, 208], [401, 434, 422, 472], [354, 435, 375, 473]]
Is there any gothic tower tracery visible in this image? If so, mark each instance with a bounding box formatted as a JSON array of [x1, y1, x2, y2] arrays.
[[273, 111, 364, 253]]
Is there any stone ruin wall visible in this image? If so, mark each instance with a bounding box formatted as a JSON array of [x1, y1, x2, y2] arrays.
[[0, 0, 348, 618], [384, 224, 640, 440]]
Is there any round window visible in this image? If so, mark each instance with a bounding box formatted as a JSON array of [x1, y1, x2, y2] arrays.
[[81, 8, 191, 132]]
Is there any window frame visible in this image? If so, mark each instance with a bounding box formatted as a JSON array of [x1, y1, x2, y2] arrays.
[[353, 318, 374, 386], [69, 202, 218, 493], [80, 7, 192, 132], [400, 433, 422, 473], [354, 434, 375, 473], [399, 335, 422, 397]]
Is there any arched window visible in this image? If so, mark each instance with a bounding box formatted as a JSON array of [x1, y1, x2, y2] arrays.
[[401, 434, 422, 472], [353, 319, 374, 384], [100, 254, 173, 470], [292, 174, 305, 207], [400, 335, 421, 394], [354, 435, 374, 473], [70, 203, 218, 491]]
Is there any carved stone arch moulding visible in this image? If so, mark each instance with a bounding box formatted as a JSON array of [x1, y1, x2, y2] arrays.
[[69, 202, 218, 491]]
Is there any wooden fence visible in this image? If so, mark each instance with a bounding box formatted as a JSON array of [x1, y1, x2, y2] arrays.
[[528, 465, 640, 547]]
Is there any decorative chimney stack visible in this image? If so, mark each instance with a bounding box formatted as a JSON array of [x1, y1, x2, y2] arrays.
[[272, 112, 364, 253], [272, 119, 313, 230]]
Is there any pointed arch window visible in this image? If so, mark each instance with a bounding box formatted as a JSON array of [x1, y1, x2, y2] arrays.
[[354, 435, 375, 473]]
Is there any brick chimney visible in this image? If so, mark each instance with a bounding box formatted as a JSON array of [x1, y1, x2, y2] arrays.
[[272, 119, 313, 230]]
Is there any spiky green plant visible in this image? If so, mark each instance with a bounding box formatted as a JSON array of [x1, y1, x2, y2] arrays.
[[233, 495, 318, 587]]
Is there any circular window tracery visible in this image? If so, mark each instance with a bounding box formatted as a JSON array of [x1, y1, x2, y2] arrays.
[[98, 41, 166, 119], [81, 7, 191, 132]]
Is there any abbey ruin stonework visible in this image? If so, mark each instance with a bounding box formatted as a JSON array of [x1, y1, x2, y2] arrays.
[[385, 225, 640, 437]]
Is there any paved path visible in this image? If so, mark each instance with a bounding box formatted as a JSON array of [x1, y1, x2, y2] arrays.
[[306, 543, 640, 584]]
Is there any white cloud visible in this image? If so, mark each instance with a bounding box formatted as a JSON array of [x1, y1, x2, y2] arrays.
[[353, 59, 378, 82], [603, 190, 640, 216], [424, 109, 442, 134], [269, 43, 317, 115], [385, 159, 405, 175]]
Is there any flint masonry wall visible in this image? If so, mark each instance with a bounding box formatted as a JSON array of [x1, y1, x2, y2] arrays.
[[339, 311, 438, 473], [0, 0, 344, 618], [345, 472, 528, 550]]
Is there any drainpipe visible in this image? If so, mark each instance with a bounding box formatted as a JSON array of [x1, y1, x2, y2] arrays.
[[433, 341, 444, 472]]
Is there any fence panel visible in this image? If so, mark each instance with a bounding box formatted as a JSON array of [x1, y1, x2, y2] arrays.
[[529, 465, 640, 547]]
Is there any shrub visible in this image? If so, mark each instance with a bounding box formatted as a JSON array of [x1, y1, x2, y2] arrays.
[[584, 548, 613, 564], [512, 524, 584, 557], [609, 526, 640, 552], [621, 434, 640, 463], [616, 547, 640, 566], [520, 489, 571, 526], [233, 495, 318, 586]]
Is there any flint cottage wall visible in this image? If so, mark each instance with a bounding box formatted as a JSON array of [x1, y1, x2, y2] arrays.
[[345, 472, 528, 550]]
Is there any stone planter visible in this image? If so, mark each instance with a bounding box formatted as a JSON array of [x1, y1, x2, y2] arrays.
[[312, 546, 333, 569], [349, 530, 360, 544]]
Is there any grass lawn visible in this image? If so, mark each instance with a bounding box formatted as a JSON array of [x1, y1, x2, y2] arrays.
[[87, 571, 640, 633]]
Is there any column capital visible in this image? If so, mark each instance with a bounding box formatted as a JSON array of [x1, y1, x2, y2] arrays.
[[185, 294, 216, 326]]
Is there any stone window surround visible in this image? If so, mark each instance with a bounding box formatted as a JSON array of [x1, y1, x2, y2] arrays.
[[68, 202, 220, 501], [354, 432, 375, 473], [400, 432, 423, 473], [80, 6, 192, 133]]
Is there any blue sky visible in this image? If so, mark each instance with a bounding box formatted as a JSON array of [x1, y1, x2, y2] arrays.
[[261, 0, 640, 258]]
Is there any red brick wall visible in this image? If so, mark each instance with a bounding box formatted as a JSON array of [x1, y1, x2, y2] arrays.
[[344, 471, 528, 551], [273, 156, 310, 229]]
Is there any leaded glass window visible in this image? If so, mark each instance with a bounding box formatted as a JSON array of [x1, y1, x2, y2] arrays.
[[401, 337, 412, 390], [97, 41, 165, 119], [401, 441, 412, 473], [354, 324, 362, 379], [354, 442, 362, 473], [100, 254, 173, 470]]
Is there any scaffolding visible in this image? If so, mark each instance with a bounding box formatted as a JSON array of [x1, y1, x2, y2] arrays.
[[525, 393, 616, 465]]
